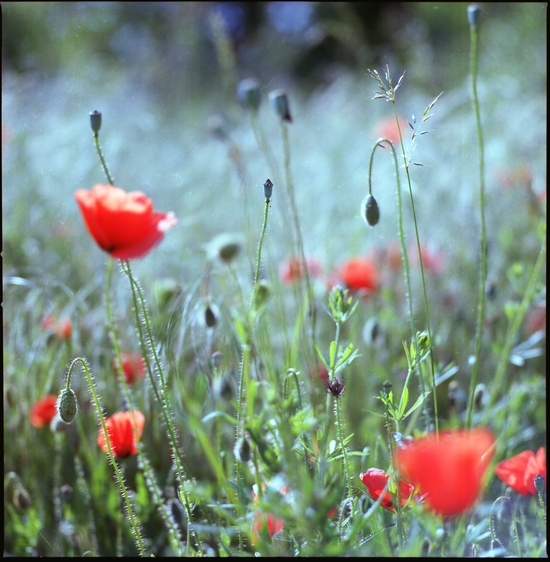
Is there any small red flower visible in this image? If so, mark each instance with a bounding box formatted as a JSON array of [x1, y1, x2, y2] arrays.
[[279, 257, 323, 285], [360, 468, 417, 511], [374, 115, 409, 146], [97, 411, 145, 458], [251, 482, 289, 545], [410, 244, 446, 275], [495, 447, 546, 496], [30, 395, 58, 428], [114, 352, 146, 385], [74, 184, 177, 260], [41, 315, 72, 340], [395, 428, 495, 518], [335, 257, 379, 299]]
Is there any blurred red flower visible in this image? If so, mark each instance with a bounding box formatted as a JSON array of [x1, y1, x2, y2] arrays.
[[410, 244, 446, 275], [335, 257, 379, 299], [114, 352, 146, 385], [30, 395, 58, 428], [74, 184, 177, 260], [279, 256, 323, 285], [97, 411, 145, 458], [41, 315, 72, 340], [374, 115, 409, 146], [395, 428, 495, 518], [495, 447, 546, 496], [360, 468, 417, 511], [251, 482, 289, 545]]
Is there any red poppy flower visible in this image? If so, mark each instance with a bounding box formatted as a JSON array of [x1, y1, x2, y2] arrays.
[[97, 411, 145, 458], [395, 428, 495, 518], [374, 115, 408, 146], [279, 257, 323, 285], [495, 447, 546, 496], [74, 184, 177, 260], [41, 315, 72, 339], [30, 395, 58, 428], [251, 482, 289, 545], [114, 352, 146, 385], [335, 257, 379, 299], [360, 468, 417, 511], [410, 244, 446, 275]]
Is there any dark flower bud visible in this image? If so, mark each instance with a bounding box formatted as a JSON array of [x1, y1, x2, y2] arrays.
[[534, 474, 545, 495], [269, 89, 292, 123], [60, 484, 73, 503], [90, 110, 102, 135], [362, 194, 380, 227], [212, 375, 235, 402], [467, 4, 482, 31], [237, 78, 262, 112], [203, 302, 219, 328], [57, 388, 78, 423], [382, 380, 393, 394], [234, 435, 252, 463], [263, 178, 273, 200], [207, 233, 243, 264], [13, 484, 32, 511]]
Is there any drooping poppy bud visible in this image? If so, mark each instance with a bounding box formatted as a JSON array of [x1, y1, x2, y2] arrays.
[[362, 194, 380, 227], [57, 388, 78, 423]]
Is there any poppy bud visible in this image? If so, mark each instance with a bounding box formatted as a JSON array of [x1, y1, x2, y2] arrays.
[[203, 302, 219, 328], [382, 380, 393, 395], [234, 436, 252, 463], [263, 178, 273, 200], [534, 474, 545, 495], [13, 485, 32, 511], [252, 280, 271, 311], [362, 194, 380, 227], [57, 388, 78, 423], [207, 233, 243, 264], [269, 89, 292, 123], [90, 110, 102, 134], [467, 4, 482, 31], [237, 78, 262, 112]]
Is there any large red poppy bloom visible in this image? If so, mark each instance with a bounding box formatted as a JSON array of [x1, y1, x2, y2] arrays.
[[360, 468, 417, 511], [74, 184, 177, 260], [29, 395, 58, 428], [336, 257, 379, 298], [97, 411, 145, 458], [395, 428, 495, 518], [495, 447, 546, 496]]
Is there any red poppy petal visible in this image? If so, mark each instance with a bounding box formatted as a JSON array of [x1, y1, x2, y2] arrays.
[[495, 450, 534, 496]]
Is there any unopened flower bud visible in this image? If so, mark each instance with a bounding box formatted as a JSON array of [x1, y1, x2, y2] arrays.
[[252, 280, 271, 311], [237, 78, 262, 112], [382, 380, 393, 394], [263, 178, 273, 200], [203, 302, 220, 328], [57, 388, 78, 423], [207, 233, 243, 264], [362, 194, 380, 227], [212, 375, 235, 402], [269, 89, 292, 123], [534, 474, 545, 494], [234, 436, 252, 463], [467, 4, 482, 31], [473, 383, 488, 409], [90, 110, 102, 135], [13, 485, 32, 511]]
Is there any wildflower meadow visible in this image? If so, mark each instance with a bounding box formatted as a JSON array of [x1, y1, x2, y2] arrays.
[[3, 2, 546, 557]]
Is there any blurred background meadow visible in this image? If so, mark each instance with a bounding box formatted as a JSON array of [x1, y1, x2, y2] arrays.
[[2, 2, 547, 557]]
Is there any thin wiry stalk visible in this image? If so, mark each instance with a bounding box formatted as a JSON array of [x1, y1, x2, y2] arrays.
[[465, 8, 487, 429], [65, 357, 146, 556]]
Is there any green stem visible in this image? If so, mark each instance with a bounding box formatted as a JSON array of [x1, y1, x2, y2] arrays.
[[65, 357, 146, 557], [393, 106, 439, 433], [93, 134, 114, 185], [119, 260, 199, 553], [466, 18, 487, 429]]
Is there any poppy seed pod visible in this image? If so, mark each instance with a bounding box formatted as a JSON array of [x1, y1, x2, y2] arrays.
[[269, 89, 292, 123], [90, 110, 102, 134], [57, 388, 78, 423], [237, 78, 262, 112], [467, 4, 482, 30], [263, 178, 273, 200], [362, 194, 380, 227]]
